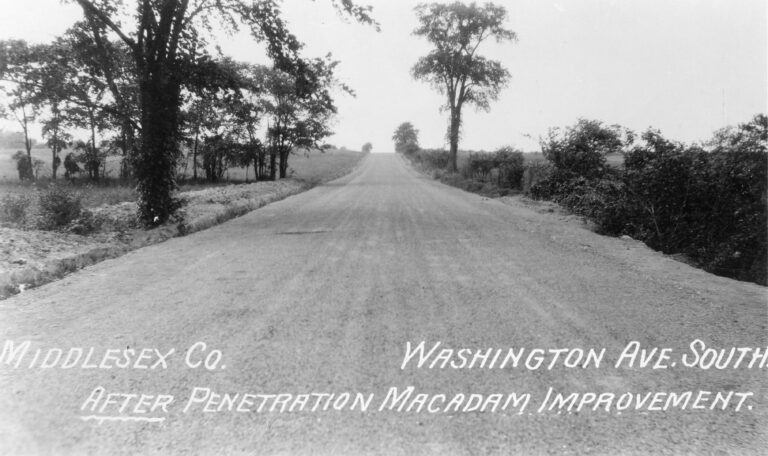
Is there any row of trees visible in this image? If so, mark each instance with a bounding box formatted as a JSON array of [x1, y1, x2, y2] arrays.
[[1, 0, 377, 224]]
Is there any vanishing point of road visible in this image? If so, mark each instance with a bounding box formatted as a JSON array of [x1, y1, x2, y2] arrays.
[[1, 153, 766, 455]]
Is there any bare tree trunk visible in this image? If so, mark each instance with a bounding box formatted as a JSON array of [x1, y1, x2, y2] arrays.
[[279, 146, 289, 178], [119, 121, 135, 180], [135, 66, 182, 224], [258, 149, 265, 179], [448, 105, 461, 172], [20, 106, 34, 180], [192, 127, 199, 181], [89, 109, 99, 181], [269, 146, 277, 181]]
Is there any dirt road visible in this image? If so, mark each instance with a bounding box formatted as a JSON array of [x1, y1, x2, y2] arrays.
[[1, 153, 766, 455]]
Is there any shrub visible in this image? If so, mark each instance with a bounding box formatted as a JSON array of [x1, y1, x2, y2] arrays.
[[414, 149, 451, 169], [621, 130, 766, 283], [494, 147, 525, 189], [63, 153, 80, 179], [0, 193, 33, 225], [541, 119, 625, 180], [66, 209, 102, 235], [36, 185, 83, 231], [522, 161, 552, 193], [465, 152, 496, 180], [533, 117, 767, 285], [463, 147, 525, 190], [548, 174, 630, 234], [12, 151, 34, 181], [403, 143, 420, 156]]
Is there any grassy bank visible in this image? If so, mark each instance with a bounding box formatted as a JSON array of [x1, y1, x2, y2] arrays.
[[0, 149, 367, 298]]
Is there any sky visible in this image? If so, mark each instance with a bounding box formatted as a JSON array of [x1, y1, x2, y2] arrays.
[[0, 0, 765, 152]]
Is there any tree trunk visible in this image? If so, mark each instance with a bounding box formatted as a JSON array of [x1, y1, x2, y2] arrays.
[[135, 66, 182, 224], [259, 145, 266, 179], [52, 147, 58, 179], [119, 129, 127, 180], [51, 109, 60, 180], [269, 146, 277, 181], [119, 121, 135, 180], [89, 110, 99, 182], [279, 147, 289, 179], [448, 105, 461, 172], [21, 107, 34, 180], [51, 132, 59, 180]]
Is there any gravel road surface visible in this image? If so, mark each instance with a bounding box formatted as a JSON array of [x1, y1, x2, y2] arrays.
[[1, 153, 766, 455]]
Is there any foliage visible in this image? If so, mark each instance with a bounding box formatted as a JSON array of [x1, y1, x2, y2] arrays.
[[392, 122, 420, 154], [63, 153, 81, 179], [68, 0, 376, 225], [72, 140, 108, 181], [522, 160, 552, 193], [0, 193, 33, 225], [12, 150, 34, 181], [464, 146, 525, 189], [411, 1, 515, 171], [531, 115, 767, 285], [36, 185, 84, 230], [541, 119, 626, 180], [0, 40, 41, 168], [362, 142, 372, 153], [261, 57, 348, 179], [412, 148, 452, 169]]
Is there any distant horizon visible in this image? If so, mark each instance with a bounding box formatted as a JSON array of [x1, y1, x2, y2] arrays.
[[0, 0, 766, 153]]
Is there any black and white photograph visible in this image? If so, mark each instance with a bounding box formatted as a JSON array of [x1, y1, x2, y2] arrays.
[[0, 0, 766, 454]]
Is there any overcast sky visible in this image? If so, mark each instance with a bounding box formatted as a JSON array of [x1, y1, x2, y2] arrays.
[[0, 0, 765, 152]]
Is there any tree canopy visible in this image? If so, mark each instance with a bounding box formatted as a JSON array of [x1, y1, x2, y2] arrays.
[[392, 121, 419, 154], [411, 1, 515, 171], [65, 0, 376, 224]]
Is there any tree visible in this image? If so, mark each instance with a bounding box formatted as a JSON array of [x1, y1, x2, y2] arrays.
[[0, 40, 42, 174], [181, 57, 253, 182], [12, 150, 34, 181], [63, 152, 81, 180], [34, 41, 75, 180], [392, 121, 419, 154], [262, 56, 347, 179], [62, 21, 141, 180], [411, 2, 515, 171], [70, 0, 376, 225], [708, 113, 768, 154], [2, 31, 137, 181], [541, 119, 626, 180], [362, 142, 372, 153]]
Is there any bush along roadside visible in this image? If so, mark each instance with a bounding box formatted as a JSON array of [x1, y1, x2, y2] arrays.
[[405, 146, 538, 197], [399, 115, 766, 285], [529, 115, 767, 286]]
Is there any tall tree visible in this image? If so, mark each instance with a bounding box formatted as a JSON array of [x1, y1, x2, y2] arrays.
[[0, 40, 42, 172], [182, 56, 251, 181], [392, 121, 419, 154], [71, 0, 376, 224], [34, 41, 75, 179], [63, 21, 141, 179], [411, 2, 515, 171], [262, 56, 347, 179]]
